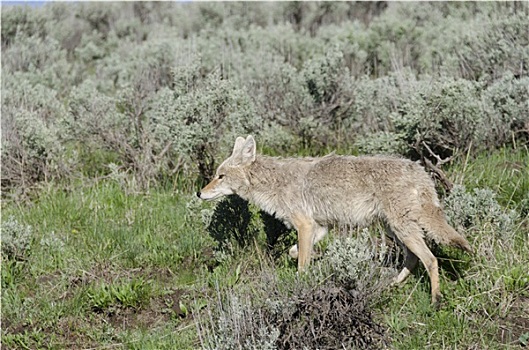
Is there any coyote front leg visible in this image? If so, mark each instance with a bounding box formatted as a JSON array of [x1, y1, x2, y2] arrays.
[[291, 213, 316, 272], [289, 225, 328, 260]]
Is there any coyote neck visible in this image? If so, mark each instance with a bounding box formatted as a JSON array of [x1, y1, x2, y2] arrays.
[[236, 155, 310, 222]]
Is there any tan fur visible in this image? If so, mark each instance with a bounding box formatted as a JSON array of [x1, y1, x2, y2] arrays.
[[198, 135, 471, 305]]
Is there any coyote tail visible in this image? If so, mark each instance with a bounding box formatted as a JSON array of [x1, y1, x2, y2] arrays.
[[421, 203, 472, 253]]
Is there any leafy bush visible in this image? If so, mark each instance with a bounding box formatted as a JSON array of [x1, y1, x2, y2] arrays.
[[197, 290, 280, 350], [2, 2, 527, 193], [482, 73, 529, 148], [1, 70, 70, 190], [347, 74, 400, 135], [149, 68, 262, 181], [65, 80, 144, 178], [354, 72, 529, 159], [394, 77, 484, 159], [263, 281, 387, 350], [1, 109, 65, 189], [197, 276, 388, 350], [197, 230, 391, 350], [444, 185, 518, 236], [456, 10, 529, 81], [297, 46, 355, 147], [1, 216, 33, 261], [1, 5, 48, 47], [325, 228, 393, 290]]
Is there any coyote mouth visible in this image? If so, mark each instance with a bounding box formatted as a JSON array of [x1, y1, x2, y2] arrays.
[[197, 191, 222, 201]]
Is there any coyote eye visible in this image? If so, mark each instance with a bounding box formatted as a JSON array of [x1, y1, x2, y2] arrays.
[[218, 174, 225, 179]]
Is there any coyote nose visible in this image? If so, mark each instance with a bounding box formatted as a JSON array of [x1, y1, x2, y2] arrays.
[[196, 191, 201, 198]]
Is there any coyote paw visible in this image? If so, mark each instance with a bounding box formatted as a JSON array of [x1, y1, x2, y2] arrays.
[[390, 276, 400, 287], [392, 267, 413, 286], [289, 245, 298, 259], [432, 293, 443, 309]]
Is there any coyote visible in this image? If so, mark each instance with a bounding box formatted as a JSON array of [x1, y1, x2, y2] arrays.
[[198, 135, 471, 305]]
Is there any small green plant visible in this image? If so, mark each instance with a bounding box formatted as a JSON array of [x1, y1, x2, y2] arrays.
[[86, 277, 152, 312], [207, 261, 241, 289], [503, 266, 529, 294], [520, 332, 529, 347]]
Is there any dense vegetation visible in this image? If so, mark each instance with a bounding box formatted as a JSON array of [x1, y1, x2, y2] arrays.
[[1, 2, 528, 349]]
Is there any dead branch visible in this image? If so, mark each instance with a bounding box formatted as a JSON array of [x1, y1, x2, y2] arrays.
[[421, 142, 454, 192]]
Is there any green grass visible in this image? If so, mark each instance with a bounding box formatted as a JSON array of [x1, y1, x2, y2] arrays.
[[1, 180, 216, 349], [2, 148, 528, 349], [450, 146, 529, 213]]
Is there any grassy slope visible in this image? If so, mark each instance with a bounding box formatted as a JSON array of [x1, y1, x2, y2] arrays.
[[2, 147, 528, 349], [2, 182, 210, 349]]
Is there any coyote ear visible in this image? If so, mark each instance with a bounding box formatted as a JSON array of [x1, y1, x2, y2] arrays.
[[240, 135, 256, 165], [231, 136, 246, 156]]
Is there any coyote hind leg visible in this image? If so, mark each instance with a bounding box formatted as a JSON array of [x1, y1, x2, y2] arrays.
[[390, 221, 441, 305], [385, 225, 419, 285], [393, 246, 419, 285]]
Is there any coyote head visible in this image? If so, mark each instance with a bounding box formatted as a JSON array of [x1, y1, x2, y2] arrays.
[[197, 135, 256, 201]]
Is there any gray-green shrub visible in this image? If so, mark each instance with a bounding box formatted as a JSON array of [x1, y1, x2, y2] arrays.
[[482, 73, 529, 148], [196, 247, 389, 350], [354, 72, 528, 158], [2, 2, 528, 192], [1, 216, 33, 261], [325, 228, 393, 291], [444, 185, 518, 236], [149, 67, 262, 181]]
